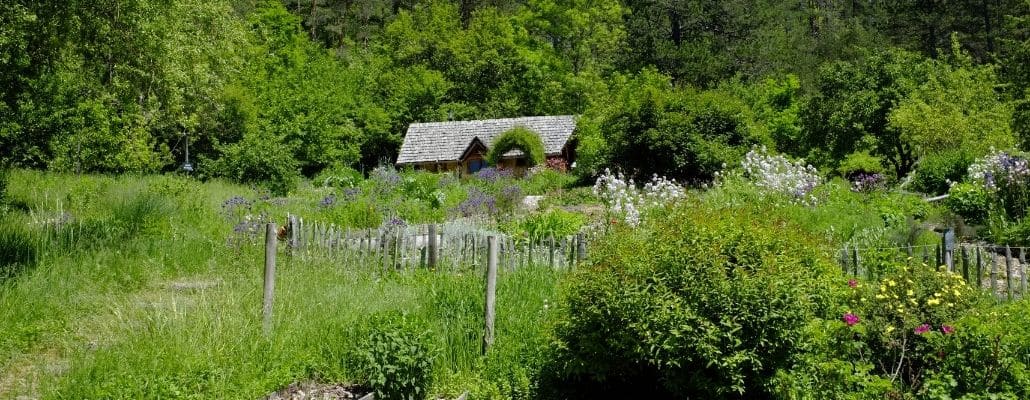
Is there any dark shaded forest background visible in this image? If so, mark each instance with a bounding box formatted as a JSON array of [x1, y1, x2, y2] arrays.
[[2, 0, 1029, 192]]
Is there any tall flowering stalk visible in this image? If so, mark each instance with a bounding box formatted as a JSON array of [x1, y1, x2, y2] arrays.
[[593, 168, 686, 227], [741, 146, 821, 205]]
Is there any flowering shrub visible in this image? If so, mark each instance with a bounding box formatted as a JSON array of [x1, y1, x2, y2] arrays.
[[783, 263, 984, 396], [851, 173, 885, 193], [453, 187, 498, 217], [741, 146, 821, 205], [475, 167, 513, 183], [592, 168, 686, 227], [968, 149, 1030, 220]]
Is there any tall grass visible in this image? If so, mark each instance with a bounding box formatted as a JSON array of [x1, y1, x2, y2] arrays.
[[1, 170, 562, 399]]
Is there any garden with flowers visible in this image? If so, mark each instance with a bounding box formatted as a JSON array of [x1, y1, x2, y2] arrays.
[[7, 141, 1030, 399]]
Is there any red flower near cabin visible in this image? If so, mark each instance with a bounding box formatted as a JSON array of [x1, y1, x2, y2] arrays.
[[842, 313, 860, 326]]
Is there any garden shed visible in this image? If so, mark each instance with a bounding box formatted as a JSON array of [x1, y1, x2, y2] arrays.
[[395, 115, 576, 174]]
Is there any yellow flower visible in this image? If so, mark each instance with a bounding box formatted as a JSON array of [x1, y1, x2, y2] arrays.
[[885, 325, 896, 334], [934, 292, 942, 298], [906, 289, 914, 297], [860, 297, 867, 303], [875, 294, 887, 300], [908, 298, 918, 305], [888, 280, 897, 287], [953, 289, 961, 297], [946, 302, 954, 307], [927, 298, 941, 306]]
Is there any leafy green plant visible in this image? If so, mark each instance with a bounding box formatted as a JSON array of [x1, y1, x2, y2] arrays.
[[540, 203, 838, 398], [502, 209, 585, 243], [910, 150, 973, 195], [486, 127, 546, 167], [946, 182, 990, 224], [359, 318, 438, 400]]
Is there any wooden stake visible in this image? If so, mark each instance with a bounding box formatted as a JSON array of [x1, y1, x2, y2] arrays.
[[483, 236, 498, 355], [263, 223, 277, 335]]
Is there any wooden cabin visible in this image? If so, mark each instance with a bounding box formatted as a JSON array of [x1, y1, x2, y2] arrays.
[[395, 116, 576, 175]]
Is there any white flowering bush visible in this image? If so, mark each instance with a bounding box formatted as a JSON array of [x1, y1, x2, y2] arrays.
[[741, 146, 821, 205], [593, 169, 686, 226]]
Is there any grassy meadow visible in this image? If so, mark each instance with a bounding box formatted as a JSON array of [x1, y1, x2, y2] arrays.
[[0, 170, 565, 399]]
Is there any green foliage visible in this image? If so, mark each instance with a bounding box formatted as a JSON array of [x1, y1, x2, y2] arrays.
[[588, 70, 760, 182], [521, 169, 576, 195], [946, 182, 990, 223], [541, 203, 837, 398], [359, 317, 437, 400], [889, 42, 1016, 162], [486, 127, 546, 167], [910, 150, 975, 195], [801, 48, 929, 178], [777, 263, 1001, 398], [836, 151, 885, 178], [501, 208, 585, 242], [0, 215, 37, 280]]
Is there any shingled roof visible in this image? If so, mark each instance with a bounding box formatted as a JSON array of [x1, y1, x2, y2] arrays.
[[396, 115, 576, 165]]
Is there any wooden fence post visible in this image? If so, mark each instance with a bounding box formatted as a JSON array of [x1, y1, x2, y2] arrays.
[[576, 232, 586, 267], [1006, 246, 1013, 301], [961, 246, 970, 282], [428, 224, 438, 270], [483, 236, 498, 355], [944, 229, 955, 272], [991, 247, 998, 297], [975, 246, 983, 288], [1021, 248, 1027, 296], [288, 214, 299, 254], [548, 235, 555, 269], [263, 223, 277, 335]]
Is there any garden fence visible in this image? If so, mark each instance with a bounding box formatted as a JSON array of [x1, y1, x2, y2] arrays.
[[840, 230, 1028, 301], [281, 214, 590, 273]]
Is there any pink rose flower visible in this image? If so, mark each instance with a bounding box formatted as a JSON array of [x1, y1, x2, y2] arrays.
[[914, 324, 931, 335], [842, 312, 860, 326]]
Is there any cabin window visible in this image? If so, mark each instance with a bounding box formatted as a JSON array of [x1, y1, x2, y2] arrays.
[[468, 159, 486, 173]]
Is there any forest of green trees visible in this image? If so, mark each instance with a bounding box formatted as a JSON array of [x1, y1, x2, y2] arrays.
[[2, 0, 1029, 192]]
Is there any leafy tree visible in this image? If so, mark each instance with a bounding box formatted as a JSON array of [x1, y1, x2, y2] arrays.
[[801, 48, 930, 178]]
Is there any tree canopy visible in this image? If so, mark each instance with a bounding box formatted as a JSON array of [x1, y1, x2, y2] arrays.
[[1, 0, 1028, 192]]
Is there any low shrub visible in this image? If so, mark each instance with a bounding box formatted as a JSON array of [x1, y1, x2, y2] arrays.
[[358, 317, 437, 400], [946, 182, 989, 224], [539, 203, 838, 398], [776, 263, 999, 398], [910, 151, 973, 195]]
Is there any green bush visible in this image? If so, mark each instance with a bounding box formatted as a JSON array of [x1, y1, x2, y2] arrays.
[[946, 182, 990, 224], [486, 127, 546, 167], [910, 151, 973, 195], [539, 204, 837, 398], [359, 318, 437, 400], [777, 263, 1015, 398]]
